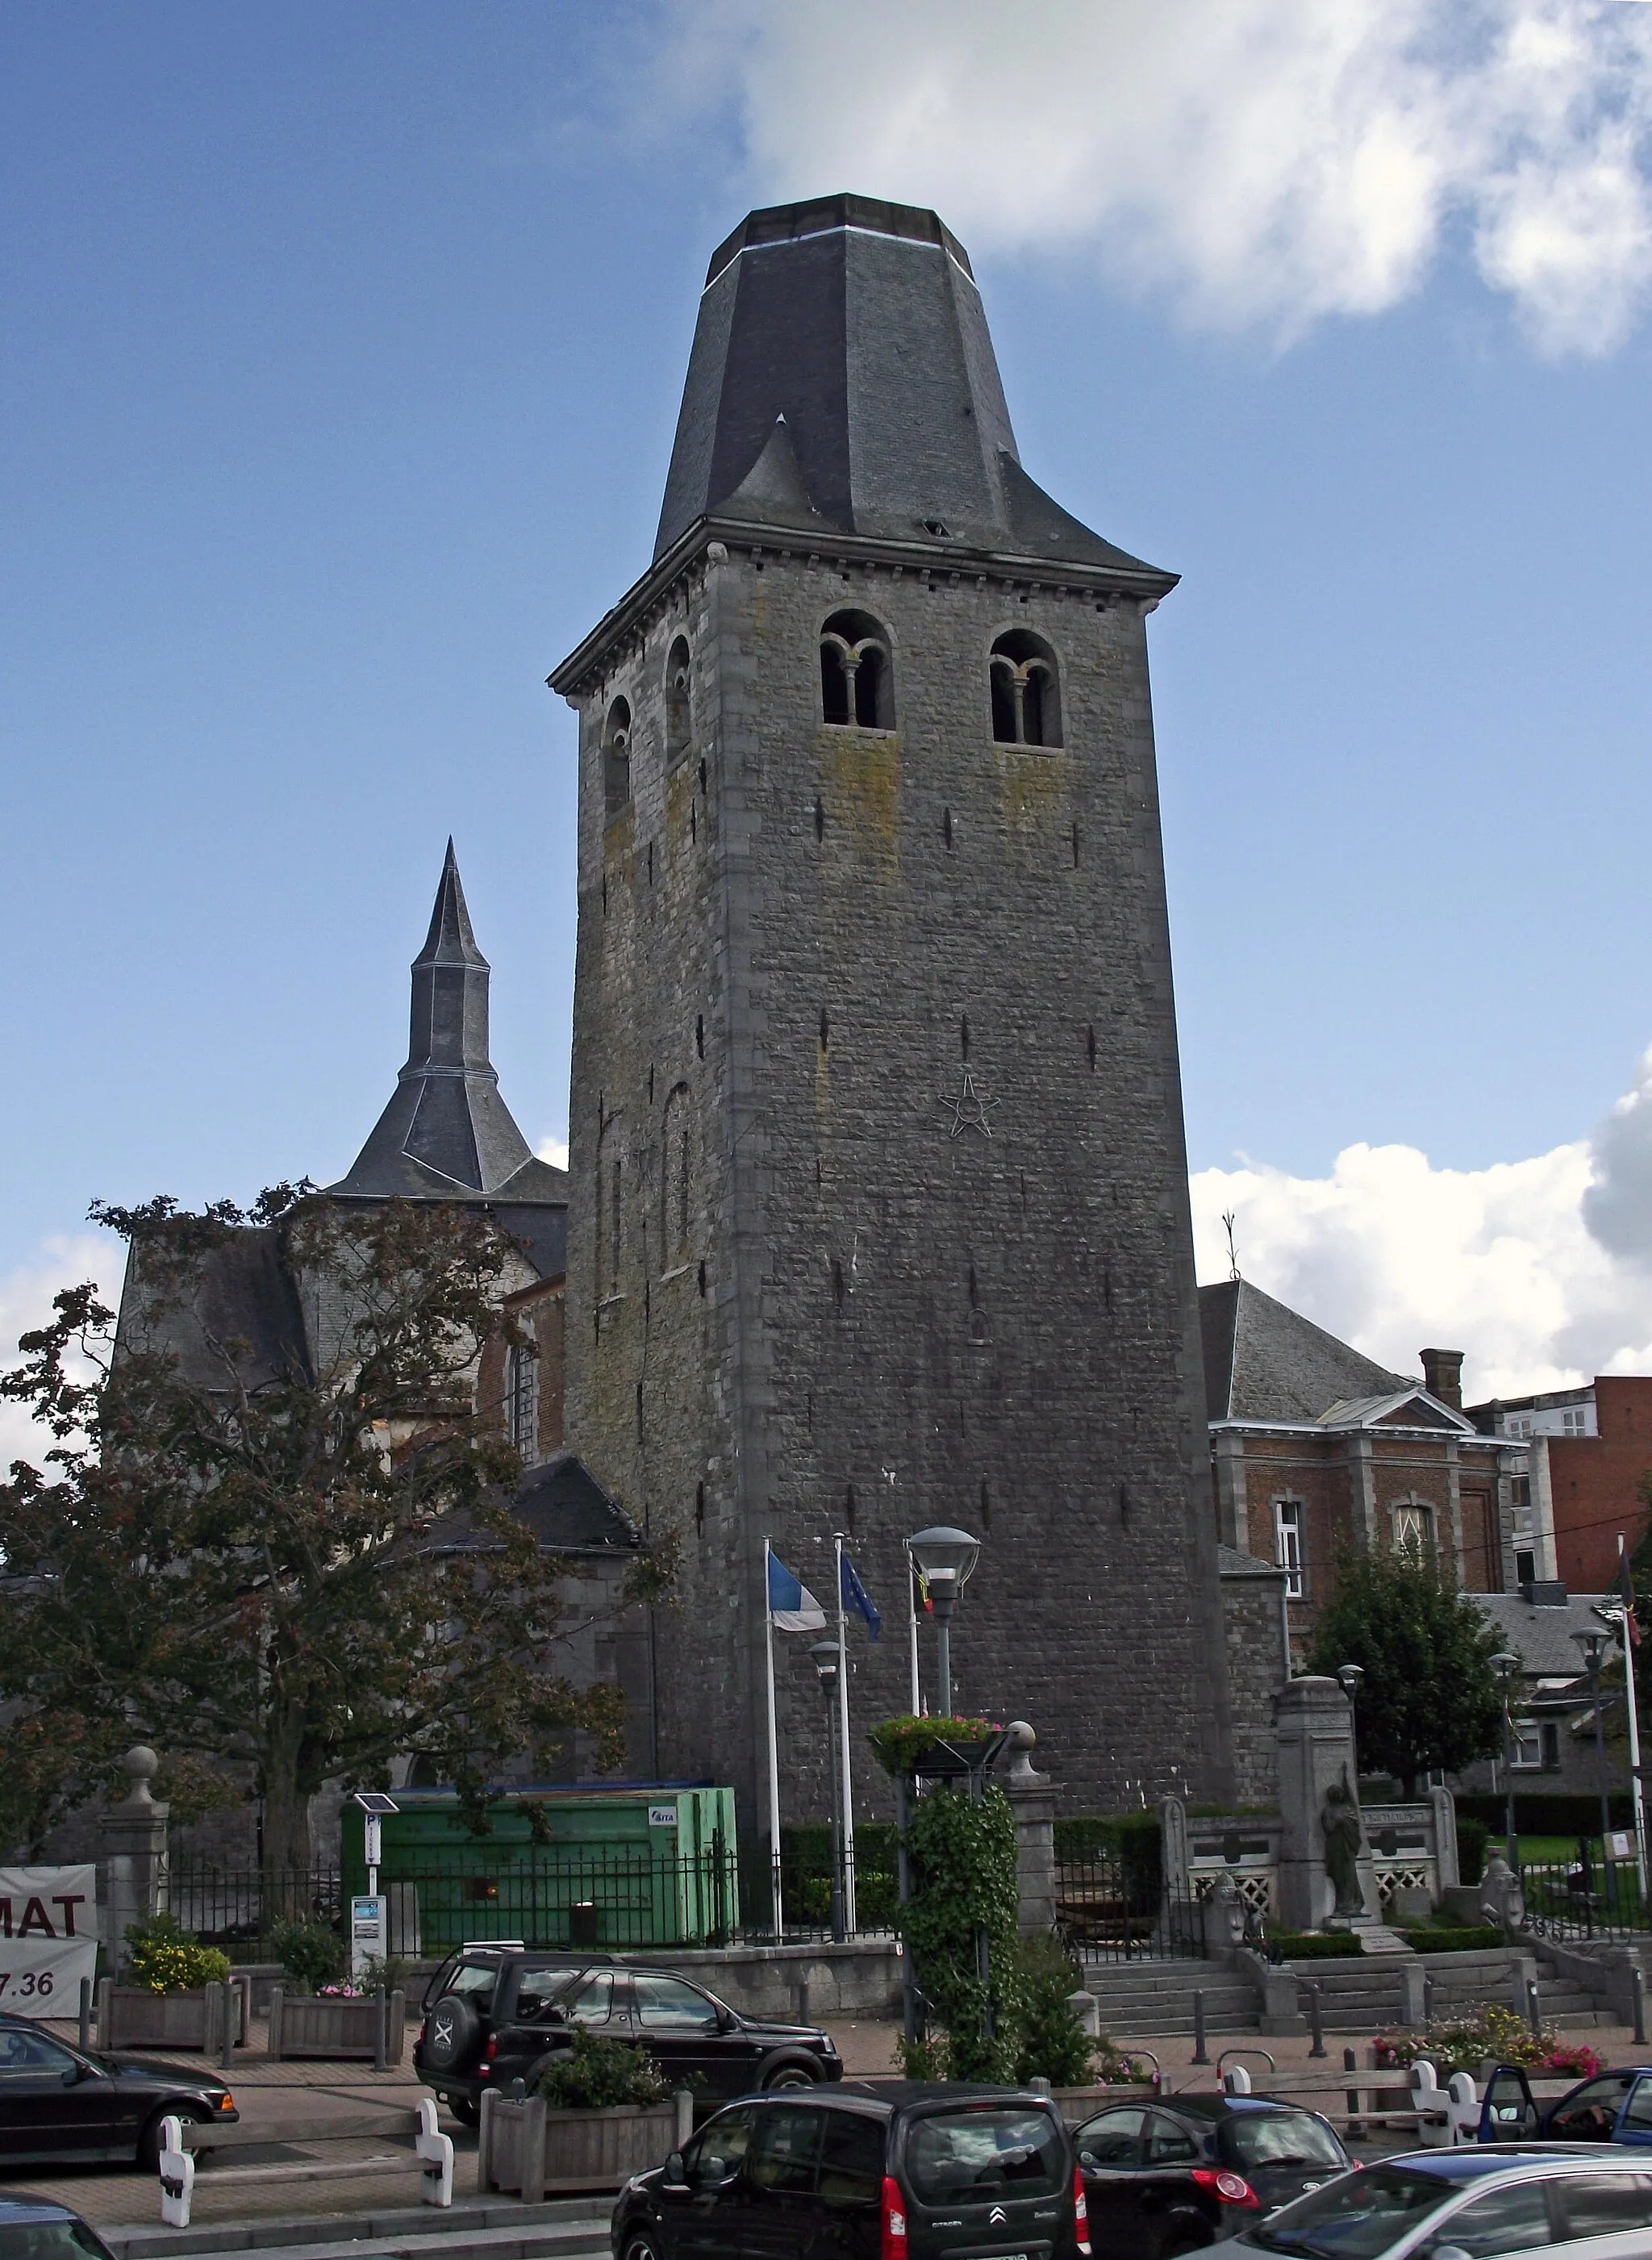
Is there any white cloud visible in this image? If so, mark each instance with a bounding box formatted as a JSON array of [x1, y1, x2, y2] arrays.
[[0, 1234, 122, 1474], [536, 1136, 569, 1172], [1192, 1046, 1652, 1402], [704, 0, 1652, 353]]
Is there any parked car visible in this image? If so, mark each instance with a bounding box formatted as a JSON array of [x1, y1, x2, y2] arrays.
[[413, 1946, 840, 2122], [1479, 2062, 1652, 2145], [611, 2080, 1089, 2260], [0, 2195, 117, 2258], [1073, 2092, 1351, 2255], [0, 2015, 236, 2170], [1229, 2148, 1652, 2258]]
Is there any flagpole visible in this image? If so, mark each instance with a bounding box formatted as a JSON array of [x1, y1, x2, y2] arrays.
[[905, 1539, 921, 1714], [836, 1535, 857, 1936], [1620, 1535, 1648, 1903], [763, 1538, 784, 1940]]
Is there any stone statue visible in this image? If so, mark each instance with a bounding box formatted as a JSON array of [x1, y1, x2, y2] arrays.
[[1321, 1767, 1365, 1920]]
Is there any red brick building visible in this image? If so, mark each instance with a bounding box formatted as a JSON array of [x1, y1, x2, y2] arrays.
[[1202, 1279, 1526, 1668], [1468, 1376, 1652, 1593]]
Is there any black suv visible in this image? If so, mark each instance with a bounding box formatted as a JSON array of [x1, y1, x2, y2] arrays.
[[1074, 2092, 1350, 2255], [611, 2082, 1087, 2260], [413, 1946, 841, 2122]]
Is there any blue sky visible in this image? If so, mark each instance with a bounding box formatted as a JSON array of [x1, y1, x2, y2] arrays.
[[6, 1, 1652, 1406]]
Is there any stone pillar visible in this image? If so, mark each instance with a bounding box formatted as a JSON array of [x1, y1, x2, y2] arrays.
[[1275, 1678, 1364, 1932], [1429, 1784, 1460, 1893], [1003, 1723, 1057, 1938], [98, 1747, 170, 1972]]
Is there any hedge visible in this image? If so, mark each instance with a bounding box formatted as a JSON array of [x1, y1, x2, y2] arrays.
[[780, 1821, 899, 1927], [1403, 1925, 1506, 1953], [1269, 1930, 1366, 1960], [1455, 1792, 1634, 1837], [1458, 1815, 1489, 1886]]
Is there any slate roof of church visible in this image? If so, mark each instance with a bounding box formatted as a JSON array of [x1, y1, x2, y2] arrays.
[[652, 192, 1170, 580], [1199, 1277, 1413, 1426], [327, 842, 566, 1209]]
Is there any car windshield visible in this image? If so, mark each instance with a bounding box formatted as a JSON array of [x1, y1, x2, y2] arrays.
[[1222, 2112, 1348, 2172], [1247, 2162, 1453, 2257], [904, 2108, 1065, 2202], [0, 2226, 113, 2258]]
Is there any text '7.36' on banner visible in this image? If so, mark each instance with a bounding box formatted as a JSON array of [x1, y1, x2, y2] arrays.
[[0, 1865, 98, 2009]]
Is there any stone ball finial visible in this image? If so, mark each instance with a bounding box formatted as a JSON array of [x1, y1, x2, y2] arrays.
[[123, 1746, 159, 1802], [1007, 1721, 1037, 1752], [1006, 1721, 1044, 1784]]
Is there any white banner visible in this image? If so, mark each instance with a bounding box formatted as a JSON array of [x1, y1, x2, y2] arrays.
[[0, 1865, 98, 2011]]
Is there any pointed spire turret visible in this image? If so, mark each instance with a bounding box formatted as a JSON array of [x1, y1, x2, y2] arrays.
[[328, 844, 565, 1205]]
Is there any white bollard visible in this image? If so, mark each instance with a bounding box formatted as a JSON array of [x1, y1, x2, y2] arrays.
[[158, 2115, 194, 2229], [415, 2095, 454, 2207], [1409, 2060, 1449, 2146], [1447, 2072, 1481, 2145]]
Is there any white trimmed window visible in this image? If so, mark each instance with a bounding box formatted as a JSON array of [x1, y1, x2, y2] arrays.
[[1393, 1500, 1434, 1551], [1274, 1499, 1304, 1599]]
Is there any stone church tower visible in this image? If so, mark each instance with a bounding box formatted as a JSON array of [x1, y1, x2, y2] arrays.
[[551, 195, 1234, 1831]]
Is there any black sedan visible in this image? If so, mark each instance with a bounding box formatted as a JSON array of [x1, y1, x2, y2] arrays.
[[1074, 2092, 1351, 2256], [0, 2016, 237, 2171]]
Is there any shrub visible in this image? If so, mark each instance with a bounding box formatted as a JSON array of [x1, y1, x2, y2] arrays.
[[123, 1911, 231, 1995], [899, 1782, 1020, 2082], [537, 2026, 668, 2109], [1010, 1937, 1092, 2089], [267, 1915, 346, 1995], [1402, 1925, 1505, 1954], [1266, 1930, 1366, 1960]]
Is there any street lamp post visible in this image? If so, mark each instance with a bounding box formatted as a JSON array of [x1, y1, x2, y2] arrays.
[[1490, 1651, 1522, 1872], [907, 1527, 982, 1715], [1336, 1664, 1365, 1782], [808, 1640, 847, 1941], [1574, 1627, 1618, 1915]]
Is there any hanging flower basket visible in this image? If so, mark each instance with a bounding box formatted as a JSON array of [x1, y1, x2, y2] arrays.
[[869, 1715, 1009, 1778]]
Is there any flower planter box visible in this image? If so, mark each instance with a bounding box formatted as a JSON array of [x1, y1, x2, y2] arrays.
[[95, 1978, 248, 2053], [478, 2089, 692, 2198], [267, 1986, 406, 2062]]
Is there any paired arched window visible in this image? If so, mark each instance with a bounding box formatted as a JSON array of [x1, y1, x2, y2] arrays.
[[665, 637, 691, 765], [507, 1339, 539, 1464], [820, 610, 895, 730], [603, 697, 632, 818], [990, 630, 1062, 747]]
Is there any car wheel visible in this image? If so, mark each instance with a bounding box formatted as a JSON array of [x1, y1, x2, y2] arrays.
[[1158, 2227, 1215, 2258], [761, 2057, 820, 2091], [422, 1993, 481, 2070], [138, 2104, 209, 2174], [448, 2095, 480, 2127], [620, 2237, 663, 2260]]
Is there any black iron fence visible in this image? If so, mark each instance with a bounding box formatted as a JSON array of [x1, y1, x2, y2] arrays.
[[1521, 1857, 1648, 1945], [1053, 1853, 1205, 1962], [169, 1849, 896, 1957]]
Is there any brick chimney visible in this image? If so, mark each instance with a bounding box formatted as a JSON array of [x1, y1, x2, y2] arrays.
[[1420, 1348, 1464, 1410]]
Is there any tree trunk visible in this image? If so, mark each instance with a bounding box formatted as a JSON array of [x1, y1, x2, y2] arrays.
[[261, 1706, 313, 1927]]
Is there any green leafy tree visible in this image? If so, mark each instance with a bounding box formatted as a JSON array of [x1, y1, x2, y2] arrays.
[[1306, 1543, 1503, 1794], [0, 1188, 672, 1879]]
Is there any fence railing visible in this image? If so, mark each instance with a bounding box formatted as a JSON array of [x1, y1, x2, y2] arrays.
[[1521, 1857, 1648, 1944], [1053, 1857, 1204, 1962], [169, 1850, 897, 1957]]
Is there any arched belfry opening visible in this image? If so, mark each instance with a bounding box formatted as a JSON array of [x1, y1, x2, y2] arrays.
[[820, 610, 894, 729], [990, 629, 1062, 747]]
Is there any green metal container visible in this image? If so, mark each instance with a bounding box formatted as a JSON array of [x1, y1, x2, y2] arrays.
[[340, 1784, 738, 1955]]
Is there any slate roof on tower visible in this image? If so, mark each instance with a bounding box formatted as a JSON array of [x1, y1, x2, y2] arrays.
[[652, 192, 1169, 579], [328, 842, 566, 1213]]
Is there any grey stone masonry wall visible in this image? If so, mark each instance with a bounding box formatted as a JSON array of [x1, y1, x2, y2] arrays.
[[560, 535, 1233, 1839]]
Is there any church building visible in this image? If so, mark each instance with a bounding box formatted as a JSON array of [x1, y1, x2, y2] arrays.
[[549, 194, 1237, 1827]]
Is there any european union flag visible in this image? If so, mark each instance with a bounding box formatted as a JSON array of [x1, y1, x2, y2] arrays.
[[841, 1552, 882, 1641]]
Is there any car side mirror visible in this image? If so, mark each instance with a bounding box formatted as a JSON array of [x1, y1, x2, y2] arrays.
[[717, 2008, 737, 2032], [61, 2066, 81, 2087], [665, 2151, 686, 2186]]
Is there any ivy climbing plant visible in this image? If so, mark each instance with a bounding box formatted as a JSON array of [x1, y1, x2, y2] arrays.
[[899, 1782, 1021, 2082]]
